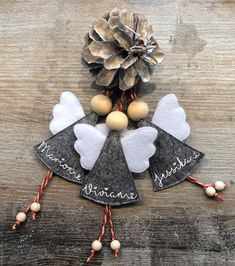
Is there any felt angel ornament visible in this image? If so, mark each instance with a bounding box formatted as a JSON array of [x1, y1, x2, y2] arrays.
[[12, 8, 228, 263], [73, 123, 157, 206]]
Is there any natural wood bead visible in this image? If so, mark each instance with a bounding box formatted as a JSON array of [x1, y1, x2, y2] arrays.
[[214, 181, 226, 191], [106, 111, 128, 131], [110, 240, 121, 251], [16, 212, 26, 222], [91, 240, 102, 251], [30, 202, 41, 212], [90, 94, 112, 116], [205, 186, 216, 197], [127, 100, 149, 121]]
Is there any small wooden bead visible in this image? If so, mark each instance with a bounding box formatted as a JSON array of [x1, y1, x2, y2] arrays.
[[91, 240, 102, 251], [30, 202, 41, 212], [110, 240, 121, 251], [214, 181, 226, 191], [90, 94, 112, 116], [205, 186, 216, 197], [127, 100, 149, 121], [16, 212, 26, 222], [106, 111, 128, 131]]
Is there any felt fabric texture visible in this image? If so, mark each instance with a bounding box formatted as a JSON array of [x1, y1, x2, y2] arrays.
[[120, 127, 158, 173], [80, 131, 140, 206], [49, 91, 85, 135], [34, 112, 98, 184], [152, 94, 190, 141], [73, 123, 158, 173], [138, 120, 204, 191]]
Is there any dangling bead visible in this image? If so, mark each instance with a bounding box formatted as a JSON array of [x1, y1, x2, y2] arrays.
[[30, 202, 41, 212], [110, 240, 121, 251], [205, 186, 216, 197], [214, 181, 226, 191], [91, 240, 102, 251], [16, 212, 27, 222]]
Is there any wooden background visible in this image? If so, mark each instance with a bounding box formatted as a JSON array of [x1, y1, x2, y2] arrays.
[[0, 1, 234, 265]]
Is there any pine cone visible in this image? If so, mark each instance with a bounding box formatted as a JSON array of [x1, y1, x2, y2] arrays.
[[82, 8, 164, 91]]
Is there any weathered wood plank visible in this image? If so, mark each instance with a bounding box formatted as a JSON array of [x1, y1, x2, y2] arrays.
[[0, 0, 235, 265]]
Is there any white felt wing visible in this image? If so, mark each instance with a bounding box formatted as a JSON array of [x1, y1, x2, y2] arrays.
[[73, 124, 108, 171], [121, 127, 158, 173], [49, 91, 85, 135], [152, 94, 190, 141]]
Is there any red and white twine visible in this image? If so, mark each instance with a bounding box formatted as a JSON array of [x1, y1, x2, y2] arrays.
[[87, 205, 119, 263], [187, 176, 226, 201], [130, 86, 137, 101], [108, 205, 119, 257], [117, 91, 125, 112], [12, 170, 53, 230]]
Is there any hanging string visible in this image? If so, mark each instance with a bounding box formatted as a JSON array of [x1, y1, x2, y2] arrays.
[[106, 89, 114, 98], [187, 176, 224, 201], [130, 86, 137, 101], [87, 205, 109, 263], [12, 170, 53, 230], [108, 206, 119, 257], [117, 91, 125, 112]]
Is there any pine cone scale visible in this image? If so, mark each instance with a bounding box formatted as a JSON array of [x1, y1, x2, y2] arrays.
[[104, 51, 126, 70], [96, 68, 117, 86], [124, 66, 137, 87], [121, 54, 138, 69], [150, 51, 165, 64], [111, 26, 132, 50], [82, 47, 104, 64], [89, 41, 116, 59], [134, 59, 150, 83], [93, 18, 115, 42]]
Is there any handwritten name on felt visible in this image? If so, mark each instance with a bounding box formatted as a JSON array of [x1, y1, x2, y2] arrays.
[[37, 141, 81, 182], [82, 183, 138, 200], [154, 152, 200, 187]]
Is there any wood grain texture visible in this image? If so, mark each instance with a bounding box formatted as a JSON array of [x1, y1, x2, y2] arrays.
[[0, 1, 235, 265]]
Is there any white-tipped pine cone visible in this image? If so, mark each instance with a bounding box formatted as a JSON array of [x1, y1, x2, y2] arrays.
[[82, 8, 164, 91]]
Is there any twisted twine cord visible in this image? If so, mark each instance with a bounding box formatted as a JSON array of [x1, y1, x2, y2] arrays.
[[187, 176, 224, 201], [108, 206, 119, 257], [32, 170, 53, 219], [117, 91, 125, 112], [87, 205, 109, 263], [12, 170, 53, 230], [106, 89, 114, 98], [130, 86, 137, 101]]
